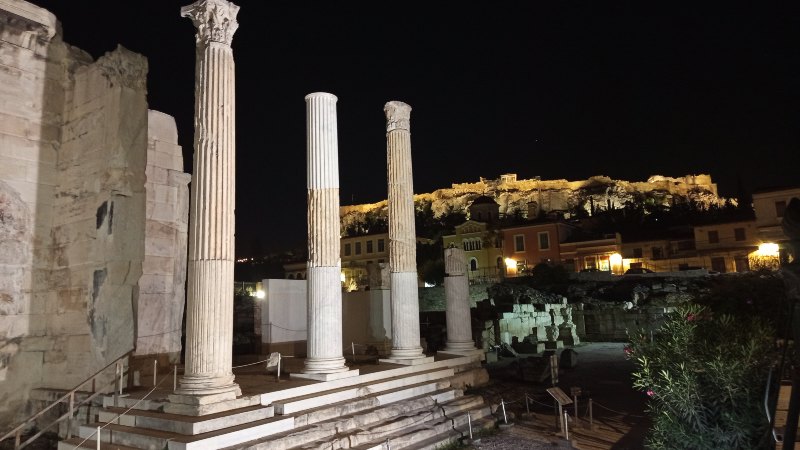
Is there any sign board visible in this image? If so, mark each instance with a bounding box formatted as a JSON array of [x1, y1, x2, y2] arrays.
[[546, 387, 573, 406], [266, 352, 281, 368]]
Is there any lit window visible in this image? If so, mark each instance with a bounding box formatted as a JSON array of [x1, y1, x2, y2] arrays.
[[708, 230, 719, 244], [514, 235, 525, 252], [538, 232, 550, 250], [734, 228, 746, 241]]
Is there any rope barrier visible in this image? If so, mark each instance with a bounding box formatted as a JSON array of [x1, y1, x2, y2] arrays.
[[591, 400, 645, 418], [70, 372, 171, 450], [268, 322, 306, 332], [232, 358, 272, 369]]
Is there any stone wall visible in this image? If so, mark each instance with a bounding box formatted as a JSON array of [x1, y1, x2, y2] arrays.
[[418, 283, 490, 312], [0, 0, 190, 429], [135, 111, 190, 362]]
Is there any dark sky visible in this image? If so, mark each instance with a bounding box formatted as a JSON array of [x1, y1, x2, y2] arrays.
[[29, 1, 800, 256]]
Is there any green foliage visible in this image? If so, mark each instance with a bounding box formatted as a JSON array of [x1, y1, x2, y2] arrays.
[[628, 303, 777, 450], [417, 240, 444, 286], [525, 263, 569, 293], [694, 272, 789, 334]]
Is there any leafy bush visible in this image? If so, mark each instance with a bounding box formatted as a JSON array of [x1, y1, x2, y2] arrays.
[[627, 303, 777, 450]]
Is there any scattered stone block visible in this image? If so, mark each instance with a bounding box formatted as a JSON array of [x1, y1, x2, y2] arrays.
[[560, 348, 578, 369]]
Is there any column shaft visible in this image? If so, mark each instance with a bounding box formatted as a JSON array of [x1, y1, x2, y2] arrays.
[[302, 93, 348, 375], [175, 0, 240, 400], [385, 101, 424, 360], [443, 249, 476, 351]]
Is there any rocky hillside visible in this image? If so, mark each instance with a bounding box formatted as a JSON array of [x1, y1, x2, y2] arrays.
[[340, 173, 731, 231]]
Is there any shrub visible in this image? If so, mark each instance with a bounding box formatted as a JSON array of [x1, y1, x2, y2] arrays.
[[627, 303, 777, 450]]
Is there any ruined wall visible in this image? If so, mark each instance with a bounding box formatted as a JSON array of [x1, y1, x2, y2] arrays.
[[45, 45, 148, 389], [0, 0, 190, 429], [0, 0, 67, 426], [135, 111, 189, 362]]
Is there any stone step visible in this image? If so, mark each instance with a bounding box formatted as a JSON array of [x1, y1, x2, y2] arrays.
[[342, 396, 490, 449], [260, 360, 473, 407], [292, 383, 458, 429], [98, 404, 274, 435], [349, 402, 493, 450], [268, 367, 454, 415], [401, 417, 497, 450], [232, 388, 460, 450], [272, 368, 455, 415], [58, 437, 143, 450], [78, 414, 295, 450], [102, 394, 169, 412]]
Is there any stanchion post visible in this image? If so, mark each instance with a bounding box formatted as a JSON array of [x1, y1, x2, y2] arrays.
[[276, 353, 282, 382], [558, 403, 564, 435], [352, 342, 356, 359], [525, 394, 530, 415], [173, 366, 177, 392], [96, 426, 101, 450], [500, 399, 508, 424], [152, 359, 157, 387], [570, 387, 581, 422], [554, 399, 559, 429], [467, 412, 473, 440], [589, 398, 594, 430], [564, 410, 569, 440], [67, 392, 74, 439]]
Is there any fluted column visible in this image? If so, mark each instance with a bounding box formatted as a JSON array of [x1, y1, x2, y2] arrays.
[[294, 92, 356, 381], [172, 0, 240, 403], [383, 101, 428, 363], [441, 248, 478, 352]]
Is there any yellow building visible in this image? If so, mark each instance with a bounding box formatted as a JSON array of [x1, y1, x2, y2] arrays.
[[692, 220, 758, 273], [340, 232, 389, 291], [753, 185, 800, 265], [442, 220, 504, 283]]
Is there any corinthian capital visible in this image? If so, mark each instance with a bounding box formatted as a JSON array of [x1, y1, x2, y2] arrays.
[[384, 101, 412, 132], [181, 0, 240, 46]]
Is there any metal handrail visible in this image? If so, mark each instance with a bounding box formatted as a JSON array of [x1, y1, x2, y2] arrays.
[[0, 349, 134, 449]]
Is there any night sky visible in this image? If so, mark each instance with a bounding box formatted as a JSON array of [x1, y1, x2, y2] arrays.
[[28, 1, 800, 255]]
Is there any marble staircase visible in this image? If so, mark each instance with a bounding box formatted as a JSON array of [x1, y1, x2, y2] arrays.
[[57, 355, 492, 450]]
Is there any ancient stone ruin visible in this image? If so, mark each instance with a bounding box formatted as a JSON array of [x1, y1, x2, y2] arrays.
[[0, 0, 190, 430]]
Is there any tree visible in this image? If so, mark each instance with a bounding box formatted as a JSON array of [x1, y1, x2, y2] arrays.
[[628, 304, 777, 449]]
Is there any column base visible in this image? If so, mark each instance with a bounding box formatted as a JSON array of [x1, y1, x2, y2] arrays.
[[291, 369, 360, 382], [165, 382, 246, 416]]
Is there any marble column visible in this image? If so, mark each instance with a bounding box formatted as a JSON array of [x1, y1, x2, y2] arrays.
[[440, 248, 479, 354], [171, 0, 240, 406], [381, 101, 431, 364], [293, 93, 358, 381]]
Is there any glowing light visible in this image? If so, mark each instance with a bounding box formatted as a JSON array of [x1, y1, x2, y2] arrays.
[[340, 272, 346, 282], [255, 290, 265, 299], [504, 258, 516, 268], [757, 243, 779, 257], [610, 253, 622, 265]]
